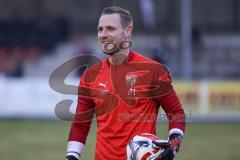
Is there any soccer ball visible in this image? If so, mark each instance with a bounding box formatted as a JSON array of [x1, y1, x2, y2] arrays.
[[126, 133, 167, 160]]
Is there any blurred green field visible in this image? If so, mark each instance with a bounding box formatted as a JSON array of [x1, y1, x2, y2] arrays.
[[0, 120, 240, 160]]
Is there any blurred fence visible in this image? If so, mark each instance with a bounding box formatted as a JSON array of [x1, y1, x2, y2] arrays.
[[0, 78, 239, 121], [174, 81, 240, 121]]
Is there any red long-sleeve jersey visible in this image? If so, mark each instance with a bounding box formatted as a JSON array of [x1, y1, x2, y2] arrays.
[[67, 50, 186, 160]]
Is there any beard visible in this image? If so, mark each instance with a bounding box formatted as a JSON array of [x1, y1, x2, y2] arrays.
[[102, 41, 120, 56]]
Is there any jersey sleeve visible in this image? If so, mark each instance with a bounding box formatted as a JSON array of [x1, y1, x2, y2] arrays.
[[156, 66, 186, 136], [66, 73, 95, 158], [157, 91, 186, 135]]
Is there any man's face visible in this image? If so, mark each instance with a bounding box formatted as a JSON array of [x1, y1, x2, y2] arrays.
[[98, 14, 129, 55]]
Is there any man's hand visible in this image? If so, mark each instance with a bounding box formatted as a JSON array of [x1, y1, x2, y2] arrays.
[[152, 133, 182, 160], [66, 155, 79, 160], [168, 133, 182, 156]]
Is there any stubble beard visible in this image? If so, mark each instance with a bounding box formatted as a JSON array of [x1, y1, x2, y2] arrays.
[[102, 42, 120, 56]]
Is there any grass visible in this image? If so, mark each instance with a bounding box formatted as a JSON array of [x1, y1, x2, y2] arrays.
[[0, 120, 240, 160]]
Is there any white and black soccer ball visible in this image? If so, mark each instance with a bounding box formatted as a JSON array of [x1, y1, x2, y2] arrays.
[[126, 133, 167, 160]]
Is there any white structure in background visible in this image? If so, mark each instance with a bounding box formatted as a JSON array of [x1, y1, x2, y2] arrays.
[[0, 78, 240, 121], [139, 0, 156, 30], [181, 0, 192, 80]]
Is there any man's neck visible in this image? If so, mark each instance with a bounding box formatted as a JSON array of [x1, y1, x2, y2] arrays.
[[108, 49, 129, 65]]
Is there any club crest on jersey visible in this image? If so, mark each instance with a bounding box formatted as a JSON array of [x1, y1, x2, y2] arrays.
[[126, 73, 137, 87]]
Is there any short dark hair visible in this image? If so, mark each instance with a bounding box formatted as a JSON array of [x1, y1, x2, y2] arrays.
[[101, 6, 133, 28]]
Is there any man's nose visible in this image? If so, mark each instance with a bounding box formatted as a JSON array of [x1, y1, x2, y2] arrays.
[[100, 29, 109, 38]]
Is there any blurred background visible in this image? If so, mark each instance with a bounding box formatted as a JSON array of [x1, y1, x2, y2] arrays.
[[0, 0, 240, 159]]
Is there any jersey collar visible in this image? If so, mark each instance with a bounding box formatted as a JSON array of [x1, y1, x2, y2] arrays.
[[105, 50, 134, 66]]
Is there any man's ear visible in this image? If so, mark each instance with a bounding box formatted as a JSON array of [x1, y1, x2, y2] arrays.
[[125, 25, 133, 39]]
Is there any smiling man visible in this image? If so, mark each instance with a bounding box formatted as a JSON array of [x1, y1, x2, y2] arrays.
[[98, 7, 133, 62], [66, 6, 186, 160]]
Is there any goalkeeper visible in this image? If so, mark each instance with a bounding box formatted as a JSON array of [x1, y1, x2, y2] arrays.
[[66, 6, 186, 160]]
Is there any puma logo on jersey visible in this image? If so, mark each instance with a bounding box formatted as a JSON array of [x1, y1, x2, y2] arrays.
[[99, 82, 110, 95], [99, 82, 107, 88]]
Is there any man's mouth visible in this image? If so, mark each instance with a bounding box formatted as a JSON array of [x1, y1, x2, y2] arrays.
[[100, 40, 119, 55], [101, 40, 112, 44]]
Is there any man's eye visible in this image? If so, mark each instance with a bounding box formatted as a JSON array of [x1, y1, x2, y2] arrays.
[[98, 27, 103, 32], [107, 26, 116, 31]]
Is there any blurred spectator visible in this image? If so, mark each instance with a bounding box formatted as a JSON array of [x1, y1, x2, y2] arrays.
[[73, 34, 93, 76], [192, 26, 202, 48], [36, 15, 70, 52], [0, 49, 24, 78], [73, 35, 92, 55], [152, 39, 170, 65], [0, 13, 70, 52], [192, 25, 203, 60], [0, 13, 70, 77]]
